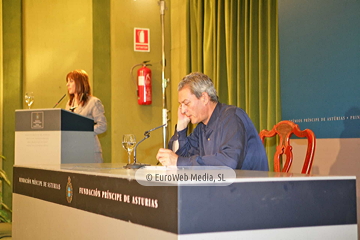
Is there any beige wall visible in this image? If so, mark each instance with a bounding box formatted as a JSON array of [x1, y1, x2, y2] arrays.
[[23, 0, 93, 110], [111, 0, 171, 164], [289, 139, 353, 175]]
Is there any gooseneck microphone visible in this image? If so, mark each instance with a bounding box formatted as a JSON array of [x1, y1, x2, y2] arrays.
[[143, 123, 167, 137], [124, 123, 167, 169], [53, 94, 67, 108]]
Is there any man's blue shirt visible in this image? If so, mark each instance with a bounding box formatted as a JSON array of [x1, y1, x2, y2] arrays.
[[168, 102, 269, 170]]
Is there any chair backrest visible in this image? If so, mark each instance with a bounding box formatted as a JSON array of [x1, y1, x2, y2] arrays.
[[259, 120, 316, 174]]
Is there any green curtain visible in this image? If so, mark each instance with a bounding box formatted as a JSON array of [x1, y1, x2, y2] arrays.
[[185, 0, 281, 171]]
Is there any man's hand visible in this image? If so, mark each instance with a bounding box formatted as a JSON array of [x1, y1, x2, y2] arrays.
[[156, 148, 178, 166], [177, 106, 191, 131]]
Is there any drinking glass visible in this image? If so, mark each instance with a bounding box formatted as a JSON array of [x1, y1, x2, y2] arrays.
[[122, 134, 136, 164], [25, 92, 34, 109]]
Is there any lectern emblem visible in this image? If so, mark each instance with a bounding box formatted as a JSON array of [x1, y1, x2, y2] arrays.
[[66, 176, 73, 203], [31, 112, 44, 129]]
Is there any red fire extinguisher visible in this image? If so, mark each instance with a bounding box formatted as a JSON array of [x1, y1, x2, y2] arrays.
[[136, 61, 152, 105]]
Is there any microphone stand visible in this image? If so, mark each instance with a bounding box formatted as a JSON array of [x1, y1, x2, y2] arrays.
[[53, 94, 66, 108], [124, 124, 167, 169]]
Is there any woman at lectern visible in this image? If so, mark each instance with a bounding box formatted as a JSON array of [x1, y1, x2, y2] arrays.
[[65, 69, 107, 163]]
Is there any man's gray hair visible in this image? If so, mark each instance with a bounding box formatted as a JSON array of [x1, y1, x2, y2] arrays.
[[178, 72, 218, 102]]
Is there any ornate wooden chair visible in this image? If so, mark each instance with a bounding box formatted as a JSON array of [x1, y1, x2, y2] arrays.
[[259, 120, 316, 174]]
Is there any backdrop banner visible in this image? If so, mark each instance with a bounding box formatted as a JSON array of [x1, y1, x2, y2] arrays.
[[279, 0, 360, 138]]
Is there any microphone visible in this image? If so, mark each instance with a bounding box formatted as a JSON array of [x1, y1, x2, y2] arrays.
[[124, 123, 167, 169], [144, 123, 167, 136], [53, 94, 66, 108]]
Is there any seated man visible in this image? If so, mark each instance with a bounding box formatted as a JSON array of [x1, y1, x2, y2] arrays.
[[156, 72, 268, 170]]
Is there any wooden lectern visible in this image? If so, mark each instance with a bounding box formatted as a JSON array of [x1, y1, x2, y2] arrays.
[[15, 109, 95, 165]]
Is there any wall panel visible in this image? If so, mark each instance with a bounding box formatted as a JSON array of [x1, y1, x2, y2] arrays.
[[110, 0, 171, 164], [23, 0, 93, 109]]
